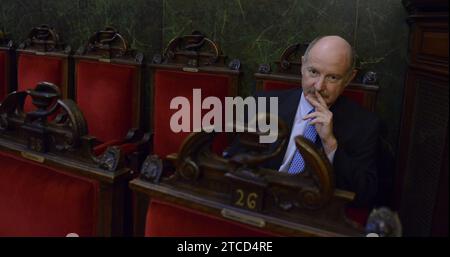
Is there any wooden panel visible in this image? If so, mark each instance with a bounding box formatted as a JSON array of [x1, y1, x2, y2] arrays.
[[431, 133, 448, 236], [396, 1, 448, 236], [421, 31, 449, 58], [411, 21, 449, 75], [398, 74, 448, 236]]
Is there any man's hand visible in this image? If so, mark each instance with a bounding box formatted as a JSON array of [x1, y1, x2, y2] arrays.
[[303, 91, 338, 155]]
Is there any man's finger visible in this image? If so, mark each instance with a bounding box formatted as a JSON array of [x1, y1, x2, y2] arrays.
[[303, 111, 324, 120], [309, 117, 325, 126], [315, 91, 327, 107], [305, 94, 326, 110]]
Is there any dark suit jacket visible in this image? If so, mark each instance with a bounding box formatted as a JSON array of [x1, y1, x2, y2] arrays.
[[227, 88, 380, 207]]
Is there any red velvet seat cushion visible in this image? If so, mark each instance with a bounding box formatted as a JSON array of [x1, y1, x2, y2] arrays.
[[76, 60, 136, 143], [0, 51, 7, 101], [0, 151, 99, 236], [153, 70, 231, 158], [145, 199, 276, 236], [17, 54, 65, 112], [263, 80, 298, 91]]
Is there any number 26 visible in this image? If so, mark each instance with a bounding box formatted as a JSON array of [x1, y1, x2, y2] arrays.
[[235, 189, 258, 209]]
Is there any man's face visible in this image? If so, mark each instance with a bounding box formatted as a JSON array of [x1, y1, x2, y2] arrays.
[[301, 48, 354, 107]]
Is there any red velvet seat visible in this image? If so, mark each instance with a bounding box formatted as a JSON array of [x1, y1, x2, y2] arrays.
[[153, 70, 231, 158], [0, 83, 136, 236], [17, 54, 64, 93], [15, 25, 70, 112], [146, 200, 274, 237], [132, 33, 269, 237], [145, 68, 241, 235], [0, 151, 98, 237], [73, 28, 144, 157], [75, 60, 138, 143], [17, 54, 65, 111]]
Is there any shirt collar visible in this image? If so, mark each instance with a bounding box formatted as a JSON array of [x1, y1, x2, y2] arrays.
[[300, 92, 314, 117]]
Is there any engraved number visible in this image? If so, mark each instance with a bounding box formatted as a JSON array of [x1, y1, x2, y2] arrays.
[[235, 189, 245, 207], [247, 193, 258, 209], [234, 189, 258, 210]]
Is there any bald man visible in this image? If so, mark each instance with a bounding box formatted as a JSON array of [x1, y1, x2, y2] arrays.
[[228, 36, 380, 206]]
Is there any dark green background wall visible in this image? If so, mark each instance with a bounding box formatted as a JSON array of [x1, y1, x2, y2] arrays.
[[1, 0, 409, 153]]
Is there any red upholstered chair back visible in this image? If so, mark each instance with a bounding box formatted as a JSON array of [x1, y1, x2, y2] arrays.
[[0, 151, 99, 236], [16, 25, 70, 111], [0, 83, 135, 236], [73, 28, 143, 143], [132, 32, 266, 237], [0, 31, 14, 102], [150, 32, 240, 159], [152, 70, 235, 158]]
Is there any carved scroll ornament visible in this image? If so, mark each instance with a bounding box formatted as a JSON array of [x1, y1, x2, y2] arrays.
[[0, 82, 129, 172]]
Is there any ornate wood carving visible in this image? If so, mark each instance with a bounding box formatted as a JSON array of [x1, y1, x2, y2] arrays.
[[0, 82, 136, 173], [152, 31, 240, 71], [75, 27, 143, 65], [17, 24, 70, 54], [277, 42, 308, 74], [140, 155, 163, 184], [132, 116, 372, 236], [131, 113, 400, 236]]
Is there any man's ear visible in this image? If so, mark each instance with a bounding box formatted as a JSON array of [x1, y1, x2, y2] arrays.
[[301, 55, 305, 64]]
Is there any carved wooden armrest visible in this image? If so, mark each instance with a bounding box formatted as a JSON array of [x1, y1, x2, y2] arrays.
[[0, 82, 135, 173]]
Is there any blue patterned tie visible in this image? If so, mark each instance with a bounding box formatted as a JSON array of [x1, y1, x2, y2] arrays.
[[287, 110, 318, 174]]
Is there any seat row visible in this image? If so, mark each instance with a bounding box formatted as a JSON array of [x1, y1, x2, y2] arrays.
[[0, 25, 386, 236]]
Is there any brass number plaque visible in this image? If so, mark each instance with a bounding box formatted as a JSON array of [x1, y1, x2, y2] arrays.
[[231, 187, 263, 211]]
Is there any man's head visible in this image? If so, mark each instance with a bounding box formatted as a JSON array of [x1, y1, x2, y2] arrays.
[[301, 35, 357, 107]]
